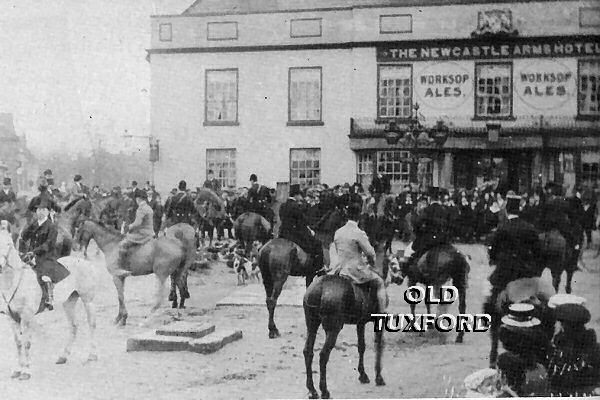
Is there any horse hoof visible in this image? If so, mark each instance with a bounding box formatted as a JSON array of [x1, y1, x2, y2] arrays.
[[171, 303, 177, 309], [376, 376, 386, 386], [178, 305, 186, 310], [55, 356, 67, 365], [87, 354, 98, 362], [10, 371, 21, 379], [359, 373, 370, 384], [455, 336, 464, 344], [268, 330, 281, 339], [308, 391, 320, 399], [321, 390, 331, 399], [18, 372, 31, 380]]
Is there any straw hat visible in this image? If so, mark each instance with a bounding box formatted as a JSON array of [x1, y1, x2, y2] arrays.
[[501, 303, 541, 328]]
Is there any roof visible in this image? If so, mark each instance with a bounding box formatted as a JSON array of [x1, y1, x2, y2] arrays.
[[182, 0, 571, 16]]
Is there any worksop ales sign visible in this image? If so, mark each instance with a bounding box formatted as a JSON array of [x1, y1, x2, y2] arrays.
[[377, 35, 600, 62]]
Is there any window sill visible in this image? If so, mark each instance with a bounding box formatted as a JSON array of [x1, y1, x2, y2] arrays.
[[203, 121, 239, 127], [286, 121, 324, 127], [575, 114, 600, 121], [375, 117, 415, 125], [471, 116, 516, 122]]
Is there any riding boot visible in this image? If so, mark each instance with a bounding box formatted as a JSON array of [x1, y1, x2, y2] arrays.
[[41, 276, 54, 311]]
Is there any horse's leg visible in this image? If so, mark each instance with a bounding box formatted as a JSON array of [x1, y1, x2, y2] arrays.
[[82, 299, 98, 362], [303, 313, 320, 399], [408, 278, 417, 317], [18, 319, 32, 380], [319, 319, 343, 399], [149, 274, 167, 315], [374, 327, 385, 386], [10, 321, 23, 378], [357, 323, 370, 384], [112, 275, 127, 326], [168, 271, 178, 309], [57, 293, 79, 365], [266, 277, 285, 338], [455, 283, 467, 344], [551, 267, 561, 293], [177, 268, 189, 309], [565, 268, 575, 294]]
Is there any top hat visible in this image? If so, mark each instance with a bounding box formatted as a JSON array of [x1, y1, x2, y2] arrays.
[[131, 181, 138, 186], [249, 174, 257, 182], [178, 180, 187, 191], [289, 184, 301, 197], [3, 177, 11, 185], [501, 303, 541, 328], [74, 174, 82, 182]]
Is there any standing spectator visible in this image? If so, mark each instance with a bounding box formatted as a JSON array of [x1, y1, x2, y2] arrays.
[[582, 193, 597, 249]]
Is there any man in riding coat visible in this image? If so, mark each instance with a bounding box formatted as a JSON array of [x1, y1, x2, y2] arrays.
[[0, 177, 16, 206], [27, 177, 61, 220], [487, 194, 542, 291], [537, 182, 577, 254], [247, 174, 273, 222], [203, 170, 222, 194], [20, 199, 69, 311], [405, 187, 452, 271], [163, 180, 196, 229], [116, 189, 155, 275], [278, 184, 324, 273], [68, 174, 88, 203], [99, 187, 122, 230], [329, 203, 387, 313]]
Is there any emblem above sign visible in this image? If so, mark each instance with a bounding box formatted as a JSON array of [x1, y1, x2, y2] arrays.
[[472, 9, 519, 37]]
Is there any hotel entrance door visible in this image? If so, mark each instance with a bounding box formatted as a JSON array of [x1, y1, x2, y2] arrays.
[[454, 151, 532, 193]]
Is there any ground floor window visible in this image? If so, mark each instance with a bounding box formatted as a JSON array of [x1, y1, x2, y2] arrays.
[[290, 148, 320, 188], [356, 152, 374, 188], [206, 148, 236, 188], [581, 151, 600, 188], [377, 151, 411, 184], [356, 151, 433, 192]]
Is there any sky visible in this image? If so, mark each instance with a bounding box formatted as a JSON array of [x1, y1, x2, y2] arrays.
[[0, 0, 192, 157]]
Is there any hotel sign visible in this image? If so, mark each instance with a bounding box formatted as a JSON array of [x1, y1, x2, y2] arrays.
[[377, 35, 600, 62]]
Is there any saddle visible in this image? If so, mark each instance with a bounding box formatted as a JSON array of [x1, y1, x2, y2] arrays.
[[320, 275, 376, 323]]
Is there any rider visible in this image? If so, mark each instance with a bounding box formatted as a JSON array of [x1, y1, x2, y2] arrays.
[[487, 194, 543, 296], [20, 199, 70, 310], [537, 182, 577, 255], [203, 170, 222, 194], [247, 174, 273, 223], [278, 184, 324, 273], [405, 187, 451, 274], [28, 177, 61, 221], [329, 203, 387, 313], [163, 180, 196, 229], [100, 186, 122, 230], [68, 174, 88, 203], [0, 177, 17, 224], [116, 189, 155, 276]]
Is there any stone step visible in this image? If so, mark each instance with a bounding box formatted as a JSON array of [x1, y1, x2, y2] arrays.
[[126, 332, 192, 352], [155, 322, 215, 339], [190, 328, 243, 354]]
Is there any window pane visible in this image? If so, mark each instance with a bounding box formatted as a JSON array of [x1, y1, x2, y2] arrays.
[[475, 64, 511, 117], [206, 149, 236, 188], [206, 70, 238, 122], [289, 68, 321, 122], [290, 149, 321, 188], [579, 61, 600, 116], [378, 66, 412, 118]]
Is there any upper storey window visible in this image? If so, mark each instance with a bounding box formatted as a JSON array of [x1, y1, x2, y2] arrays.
[[379, 15, 412, 34], [378, 65, 412, 119], [290, 18, 322, 38], [580, 7, 600, 27], [579, 60, 600, 117], [207, 21, 238, 41], [475, 63, 513, 119]]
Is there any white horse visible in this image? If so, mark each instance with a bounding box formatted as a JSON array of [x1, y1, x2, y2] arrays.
[[0, 229, 98, 380]]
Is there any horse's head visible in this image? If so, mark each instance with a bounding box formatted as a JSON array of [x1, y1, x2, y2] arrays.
[[0, 229, 21, 274]]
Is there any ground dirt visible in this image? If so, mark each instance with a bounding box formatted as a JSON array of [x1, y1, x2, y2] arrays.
[[0, 240, 598, 400]]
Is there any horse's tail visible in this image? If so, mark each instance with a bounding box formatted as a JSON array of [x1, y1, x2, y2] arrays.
[[451, 246, 470, 290], [258, 242, 274, 296]]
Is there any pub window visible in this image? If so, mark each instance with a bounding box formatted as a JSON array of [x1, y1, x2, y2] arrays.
[[579, 60, 600, 116], [205, 69, 238, 124], [159, 23, 172, 42], [378, 65, 412, 119], [290, 148, 321, 188], [289, 67, 322, 123], [377, 151, 411, 184], [207, 21, 238, 41], [357, 152, 374, 187], [206, 149, 236, 188], [290, 18, 322, 38], [475, 63, 512, 118]]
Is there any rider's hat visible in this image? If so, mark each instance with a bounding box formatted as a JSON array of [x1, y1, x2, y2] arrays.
[[74, 174, 82, 182], [249, 174, 257, 182], [501, 303, 540, 328], [505, 194, 521, 215], [3, 177, 11, 185], [554, 303, 590, 325], [289, 184, 301, 197], [43, 169, 53, 177], [178, 180, 187, 191], [133, 188, 148, 200]]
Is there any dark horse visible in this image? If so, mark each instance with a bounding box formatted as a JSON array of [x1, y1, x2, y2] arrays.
[[538, 230, 575, 293], [233, 212, 272, 257], [257, 206, 346, 339], [302, 217, 390, 399], [393, 244, 470, 343]]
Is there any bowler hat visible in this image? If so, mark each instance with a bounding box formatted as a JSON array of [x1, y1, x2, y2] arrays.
[[501, 303, 541, 328], [74, 174, 82, 182], [250, 174, 257, 182], [178, 180, 187, 191], [133, 188, 148, 200], [554, 303, 590, 325], [289, 184, 301, 197], [505, 194, 521, 215], [43, 169, 53, 176], [3, 177, 11, 185]]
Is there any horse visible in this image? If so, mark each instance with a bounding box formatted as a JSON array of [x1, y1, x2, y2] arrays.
[[74, 220, 190, 325], [483, 276, 556, 368], [392, 243, 470, 343], [233, 212, 272, 257], [164, 223, 197, 309], [538, 230, 575, 293], [0, 229, 98, 379], [312, 207, 347, 267], [302, 217, 390, 399]]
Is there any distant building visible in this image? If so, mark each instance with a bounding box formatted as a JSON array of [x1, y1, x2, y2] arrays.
[[0, 113, 37, 194], [149, 0, 600, 194]]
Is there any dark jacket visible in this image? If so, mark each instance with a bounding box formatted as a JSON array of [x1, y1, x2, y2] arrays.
[[27, 191, 61, 213], [165, 191, 196, 225], [412, 202, 451, 255], [203, 179, 221, 194], [488, 217, 542, 288], [537, 197, 575, 245], [20, 218, 69, 283], [582, 203, 597, 231], [278, 198, 315, 252], [0, 189, 16, 205]]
